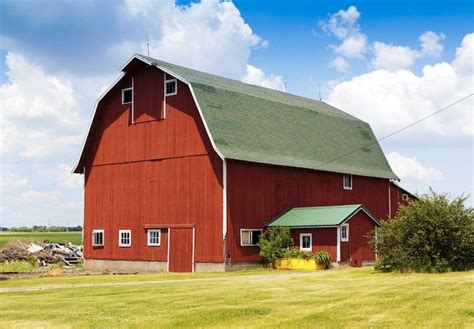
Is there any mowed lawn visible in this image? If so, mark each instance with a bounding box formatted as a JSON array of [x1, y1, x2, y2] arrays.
[[0, 231, 82, 248], [0, 267, 472, 328]]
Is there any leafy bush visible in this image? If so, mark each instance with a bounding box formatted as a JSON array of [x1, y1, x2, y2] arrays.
[[258, 227, 294, 265], [314, 251, 333, 269], [373, 190, 474, 273], [282, 247, 313, 260]]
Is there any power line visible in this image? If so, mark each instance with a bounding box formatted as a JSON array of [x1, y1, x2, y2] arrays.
[[313, 93, 474, 172]]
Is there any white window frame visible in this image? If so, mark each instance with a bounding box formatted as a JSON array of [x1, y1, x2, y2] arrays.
[[402, 193, 409, 201], [341, 224, 349, 242], [299, 233, 312, 252], [147, 229, 161, 246], [343, 174, 353, 190], [119, 229, 132, 247], [121, 87, 133, 104], [240, 229, 262, 247], [92, 229, 104, 247], [165, 79, 178, 96]]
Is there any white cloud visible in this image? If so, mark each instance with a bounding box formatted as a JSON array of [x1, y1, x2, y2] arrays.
[[242, 65, 285, 91], [0, 170, 28, 188], [371, 31, 445, 71], [116, 0, 266, 80], [333, 33, 368, 59], [418, 31, 445, 57], [371, 42, 416, 70], [0, 53, 84, 159], [37, 164, 83, 188], [320, 5, 361, 39], [330, 57, 349, 72], [0, 53, 79, 126], [387, 152, 443, 182], [320, 5, 367, 69], [327, 33, 474, 143], [19, 190, 58, 203]]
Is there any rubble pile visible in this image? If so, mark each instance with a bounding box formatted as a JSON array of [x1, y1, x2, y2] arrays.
[[0, 240, 83, 267]]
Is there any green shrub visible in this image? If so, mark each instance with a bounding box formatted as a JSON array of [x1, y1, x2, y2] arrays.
[[314, 251, 333, 269], [258, 227, 294, 265], [373, 190, 474, 273]]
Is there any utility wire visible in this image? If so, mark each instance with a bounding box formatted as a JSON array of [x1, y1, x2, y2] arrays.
[[313, 92, 474, 172]]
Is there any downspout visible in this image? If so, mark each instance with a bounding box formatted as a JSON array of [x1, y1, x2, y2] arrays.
[[82, 166, 86, 246], [388, 180, 392, 219], [222, 159, 228, 264], [336, 226, 341, 262]]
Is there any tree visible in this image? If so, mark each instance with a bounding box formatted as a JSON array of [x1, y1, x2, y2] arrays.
[[373, 190, 474, 272], [258, 227, 294, 266]]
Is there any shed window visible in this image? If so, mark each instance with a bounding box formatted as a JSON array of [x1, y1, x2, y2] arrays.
[[147, 229, 161, 246], [122, 87, 133, 104], [402, 193, 409, 201], [341, 224, 349, 242], [240, 229, 262, 246], [92, 229, 104, 246], [165, 79, 177, 96], [119, 230, 131, 247], [343, 174, 352, 190], [300, 233, 312, 252]]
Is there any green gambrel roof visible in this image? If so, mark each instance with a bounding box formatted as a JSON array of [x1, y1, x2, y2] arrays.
[[138, 54, 398, 179], [267, 205, 380, 227]]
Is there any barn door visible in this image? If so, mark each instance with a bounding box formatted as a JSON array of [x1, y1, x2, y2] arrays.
[[168, 227, 194, 272], [350, 224, 362, 267]]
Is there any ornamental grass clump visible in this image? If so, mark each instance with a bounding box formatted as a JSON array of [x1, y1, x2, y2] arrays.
[[372, 190, 474, 273]]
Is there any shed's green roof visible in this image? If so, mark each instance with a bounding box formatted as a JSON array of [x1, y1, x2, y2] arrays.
[[267, 205, 380, 227], [138, 54, 397, 179]]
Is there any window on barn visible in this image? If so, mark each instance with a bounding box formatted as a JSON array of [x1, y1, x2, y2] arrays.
[[147, 229, 161, 246], [300, 233, 312, 252], [165, 79, 177, 96], [402, 193, 409, 201], [240, 229, 262, 246], [341, 224, 349, 242], [119, 230, 131, 247], [92, 230, 104, 246], [343, 174, 352, 190], [122, 87, 133, 104]]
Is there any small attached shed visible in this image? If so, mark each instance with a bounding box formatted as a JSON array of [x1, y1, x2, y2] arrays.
[[268, 204, 380, 267]]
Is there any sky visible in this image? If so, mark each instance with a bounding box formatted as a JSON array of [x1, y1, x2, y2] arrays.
[[0, 0, 473, 228]]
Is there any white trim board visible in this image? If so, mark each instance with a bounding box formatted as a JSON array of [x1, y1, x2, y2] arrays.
[[72, 54, 226, 174]]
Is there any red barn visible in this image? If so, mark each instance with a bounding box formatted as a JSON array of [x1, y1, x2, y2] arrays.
[[73, 54, 408, 272]]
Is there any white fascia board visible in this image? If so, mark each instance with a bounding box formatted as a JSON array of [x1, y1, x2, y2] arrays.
[[71, 71, 126, 174], [155, 65, 224, 160], [72, 54, 225, 174], [339, 206, 381, 227]]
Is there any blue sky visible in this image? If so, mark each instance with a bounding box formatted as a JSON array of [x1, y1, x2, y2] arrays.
[[0, 0, 473, 227]]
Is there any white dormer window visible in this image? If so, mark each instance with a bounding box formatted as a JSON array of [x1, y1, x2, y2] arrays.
[[343, 174, 352, 190], [165, 79, 177, 96], [122, 87, 133, 104]]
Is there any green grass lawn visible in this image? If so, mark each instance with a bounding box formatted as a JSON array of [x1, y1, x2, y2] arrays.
[[0, 231, 82, 248], [0, 267, 472, 328]]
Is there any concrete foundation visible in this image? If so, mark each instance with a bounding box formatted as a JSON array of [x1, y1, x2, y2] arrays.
[[84, 259, 167, 273], [194, 262, 226, 272], [225, 262, 262, 271], [84, 259, 228, 273]]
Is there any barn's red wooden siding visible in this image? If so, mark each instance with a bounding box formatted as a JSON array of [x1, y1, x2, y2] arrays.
[[226, 160, 396, 263], [83, 64, 224, 263], [291, 228, 338, 260], [340, 212, 377, 266]]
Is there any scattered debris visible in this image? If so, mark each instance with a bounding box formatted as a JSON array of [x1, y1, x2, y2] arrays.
[[0, 240, 83, 267]]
